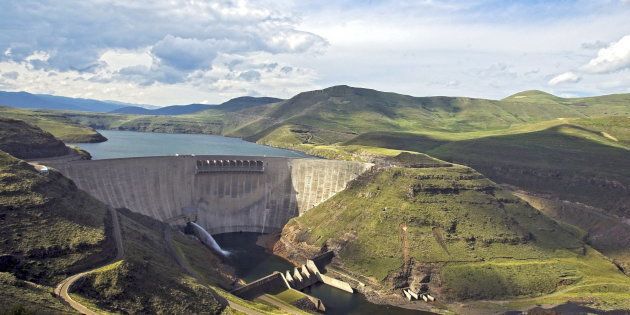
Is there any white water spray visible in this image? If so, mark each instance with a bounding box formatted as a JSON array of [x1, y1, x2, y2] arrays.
[[189, 222, 230, 257]]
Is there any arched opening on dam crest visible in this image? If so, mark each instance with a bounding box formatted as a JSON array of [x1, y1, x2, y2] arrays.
[[48, 155, 372, 234]]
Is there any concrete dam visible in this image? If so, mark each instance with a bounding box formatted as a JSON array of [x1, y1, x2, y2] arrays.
[[48, 156, 372, 234]]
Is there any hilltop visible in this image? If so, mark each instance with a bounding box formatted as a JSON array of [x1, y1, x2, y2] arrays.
[[0, 90, 143, 112], [110, 96, 282, 115]]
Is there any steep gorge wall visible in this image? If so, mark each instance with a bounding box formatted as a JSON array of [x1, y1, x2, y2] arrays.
[[48, 156, 371, 234]]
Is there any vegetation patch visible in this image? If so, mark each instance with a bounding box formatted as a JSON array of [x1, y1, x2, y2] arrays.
[[0, 106, 106, 143], [0, 151, 113, 286], [0, 117, 70, 159], [73, 208, 228, 314]]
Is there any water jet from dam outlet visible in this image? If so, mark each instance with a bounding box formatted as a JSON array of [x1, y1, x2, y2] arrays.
[[189, 221, 230, 257]]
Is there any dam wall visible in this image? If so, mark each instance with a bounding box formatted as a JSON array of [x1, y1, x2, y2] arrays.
[[49, 155, 371, 234]]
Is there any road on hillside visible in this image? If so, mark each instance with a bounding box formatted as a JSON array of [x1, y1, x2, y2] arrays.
[[54, 208, 124, 315]]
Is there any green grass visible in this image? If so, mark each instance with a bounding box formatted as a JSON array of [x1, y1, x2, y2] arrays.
[[0, 272, 73, 314], [0, 106, 106, 143], [0, 151, 113, 286], [0, 151, 115, 313], [0, 117, 70, 159], [280, 166, 630, 309], [70, 293, 114, 315], [73, 209, 228, 314], [427, 120, 630, 217]]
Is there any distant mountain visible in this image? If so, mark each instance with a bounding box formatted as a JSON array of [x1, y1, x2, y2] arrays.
[[110, 103, 214, 115], [109, 96, 283, 115], [215, 96, 283, 111], [108, 106, 154, 115], [0, 91, 152, 112]]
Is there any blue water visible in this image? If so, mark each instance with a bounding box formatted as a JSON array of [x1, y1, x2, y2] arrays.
[[71, 130, 305, 159]]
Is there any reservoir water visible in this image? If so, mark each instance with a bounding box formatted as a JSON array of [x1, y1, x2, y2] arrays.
[[71, 129, 305, 159]]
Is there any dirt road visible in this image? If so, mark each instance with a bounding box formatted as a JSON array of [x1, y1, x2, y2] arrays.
[[54, 208, 124, 314]]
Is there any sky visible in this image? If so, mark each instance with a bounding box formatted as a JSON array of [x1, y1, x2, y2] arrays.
[[0, 0, 630, 106]]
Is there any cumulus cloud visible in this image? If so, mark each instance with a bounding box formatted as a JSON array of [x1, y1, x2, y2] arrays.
[[581, 35, 630, 74], [1, 71, 18, 80], [581, 40, 608, 50], [0, 0, 327, 83], [548, 72, 581, 85], [238, 70, 261, 82]]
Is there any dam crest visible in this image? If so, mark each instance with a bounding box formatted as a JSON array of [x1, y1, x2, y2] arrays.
[[48, 155, 372, 234]]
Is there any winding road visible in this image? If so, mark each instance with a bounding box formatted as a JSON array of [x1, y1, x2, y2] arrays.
[[55, 209, 272, 315], [54, 208, 124, 315]]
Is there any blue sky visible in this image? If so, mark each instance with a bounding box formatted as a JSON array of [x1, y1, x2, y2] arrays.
[[0, 0, 629, 105]]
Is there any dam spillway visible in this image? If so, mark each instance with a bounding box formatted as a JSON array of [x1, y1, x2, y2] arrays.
[[48, 155, 372, 234]]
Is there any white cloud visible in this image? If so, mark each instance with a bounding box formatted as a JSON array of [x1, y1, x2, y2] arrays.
[[582, 35, 630, 74], [0, 0, 326, 81], [1, 0, 630, 104], [548, 72, 581, 86]]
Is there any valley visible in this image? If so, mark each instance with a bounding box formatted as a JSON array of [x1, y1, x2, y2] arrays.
[[0, 86, 629, 314]]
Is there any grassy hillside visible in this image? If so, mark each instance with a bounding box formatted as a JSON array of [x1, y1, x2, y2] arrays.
[[73, 208, 229, 314], [239, 86, 630, 143], [340, 117, 630, 218], [0, 117, 70, 159], [428, 120, 630, 218], [0, 106, 106, 143], [277, 166, 630, 310], [0, 151, 114, 312]]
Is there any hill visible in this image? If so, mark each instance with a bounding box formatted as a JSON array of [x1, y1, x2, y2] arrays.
[[111, 103, 214, 115], [109, 96, 282, 115], [0, 106, 106, 143], [341, 117, 630, 217], [0, 91, 142, 112], [275, 165, 630, 311], [0, 117, 70, 159], [237, 86, 630, 142], [216, 96, 283, 111], [237, 87, 629, 213], [0, 151, 115, 312]]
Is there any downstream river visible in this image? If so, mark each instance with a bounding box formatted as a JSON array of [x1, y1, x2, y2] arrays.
[[71, 129, 305, 159], [74, 130, 427, 314], [216, 233, 430, 315]]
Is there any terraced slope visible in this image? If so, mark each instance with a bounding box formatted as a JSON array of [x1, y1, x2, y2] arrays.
[[275, 166, 630, 311]]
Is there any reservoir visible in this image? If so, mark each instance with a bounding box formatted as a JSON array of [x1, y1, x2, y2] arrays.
[[71, 129, 305, 159]]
